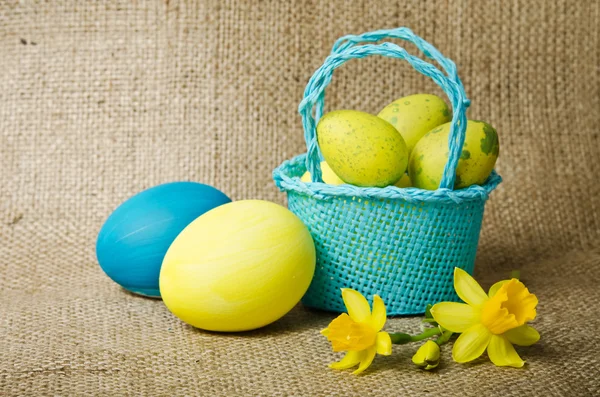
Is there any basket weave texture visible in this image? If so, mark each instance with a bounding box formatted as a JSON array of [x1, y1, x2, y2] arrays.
[[273, 28, 502, 314]]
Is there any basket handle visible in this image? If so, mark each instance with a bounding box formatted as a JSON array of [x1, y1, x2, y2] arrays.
[[300, 27, 470, 190]]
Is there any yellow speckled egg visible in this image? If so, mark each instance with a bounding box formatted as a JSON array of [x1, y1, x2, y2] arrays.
[[317, 110, 408, 187], [159, 200, 316, 332], [408, 120, 499, 190], [300, 161, 345, 185], [378, 94, 451, 153]]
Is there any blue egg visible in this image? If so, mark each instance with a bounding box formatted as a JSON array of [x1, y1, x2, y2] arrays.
[[96, 182, 231, 297]]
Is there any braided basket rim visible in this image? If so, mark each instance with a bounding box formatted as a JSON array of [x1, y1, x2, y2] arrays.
[[273, 153, 501, 204]]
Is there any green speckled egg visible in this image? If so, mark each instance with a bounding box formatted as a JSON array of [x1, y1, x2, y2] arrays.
[[408, 120, 499, 190], [317, 110, 408, 187], [378, 94, 451, 153]]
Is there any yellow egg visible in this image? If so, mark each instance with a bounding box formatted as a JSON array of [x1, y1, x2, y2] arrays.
[[317, 110, 408, 187], [159, 200, 316, 332], [408, 120, 499, 190], [300, 161, 345, 185], [378, 94, 451, 153], [394, 173, 412, 188]]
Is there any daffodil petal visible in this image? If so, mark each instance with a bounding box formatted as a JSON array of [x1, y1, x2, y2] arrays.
[[342, 288, 372, 323], [504, 325, 540, 346], [452, 323, 491, 363], [370, 295, 386, 331], [454, 268, 488, 308], [430, 302, 480, 333], [320, 328, 330, 336], [329, 350, 364, 370], [488, 280, 508, 297], [375, 332, 392, 356], [487, 335, 525, 368], [352, 346, 377, 375]]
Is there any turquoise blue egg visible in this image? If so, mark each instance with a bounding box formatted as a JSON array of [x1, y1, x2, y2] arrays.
[[96, 182, 231, 297]]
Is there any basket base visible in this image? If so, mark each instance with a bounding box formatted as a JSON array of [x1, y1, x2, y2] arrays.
[[287, 188, 483, 315]]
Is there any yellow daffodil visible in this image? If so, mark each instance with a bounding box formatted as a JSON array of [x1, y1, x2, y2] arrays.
[[321, 288, 392, 375], [430, 268, 540, 368]]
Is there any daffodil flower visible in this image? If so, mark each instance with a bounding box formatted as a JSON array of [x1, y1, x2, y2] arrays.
[[430, 268, 540, 367], [321, 289, 392, 375]]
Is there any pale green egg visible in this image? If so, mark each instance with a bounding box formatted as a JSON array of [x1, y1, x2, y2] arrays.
[[378, 94, 451, 154], [409, 120, 499, 190]]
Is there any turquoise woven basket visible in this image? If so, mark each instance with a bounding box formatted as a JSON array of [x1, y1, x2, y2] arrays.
[[273, 28, 502, 315]]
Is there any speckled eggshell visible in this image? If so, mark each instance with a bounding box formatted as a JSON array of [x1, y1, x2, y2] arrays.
[[378, 94, 451, 154], [408, 120, 499, 190], [317, 110, 408, 187], [96, 182, 231, 297]]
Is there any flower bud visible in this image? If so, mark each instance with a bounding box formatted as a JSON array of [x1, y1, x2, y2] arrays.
[[412, 340, 440, 370]]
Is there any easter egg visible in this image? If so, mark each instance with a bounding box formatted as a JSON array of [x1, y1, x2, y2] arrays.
[[300, 161, 345, 185], [394, 173, 412, 188], [317, 110, 408, 187], [159, 200, 316, 332], [408, 120, 499, 190], [378, 94, 451, 153], [96, 182, 231, 297]]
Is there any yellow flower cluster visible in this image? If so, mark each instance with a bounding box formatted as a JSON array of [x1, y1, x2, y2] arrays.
[[321, 268, 539, 374]]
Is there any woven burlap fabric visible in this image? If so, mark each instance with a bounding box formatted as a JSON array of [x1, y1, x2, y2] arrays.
[[1, 0, 599, 395]]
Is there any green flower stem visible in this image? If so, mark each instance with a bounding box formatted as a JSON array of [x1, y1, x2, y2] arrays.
[[435, 330, 453, 346], [390, 327, 442, 344]]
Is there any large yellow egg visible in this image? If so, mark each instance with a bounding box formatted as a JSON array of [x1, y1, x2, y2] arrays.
[[378, 94, 451, 154], [317, 110, 408, 187], [300, 161, 345, 185], [159, 200, 316, 332], [408, 120, 499, 190]]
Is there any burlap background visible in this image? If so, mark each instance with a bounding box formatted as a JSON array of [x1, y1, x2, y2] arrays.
[[1, 0, 599, 395]]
